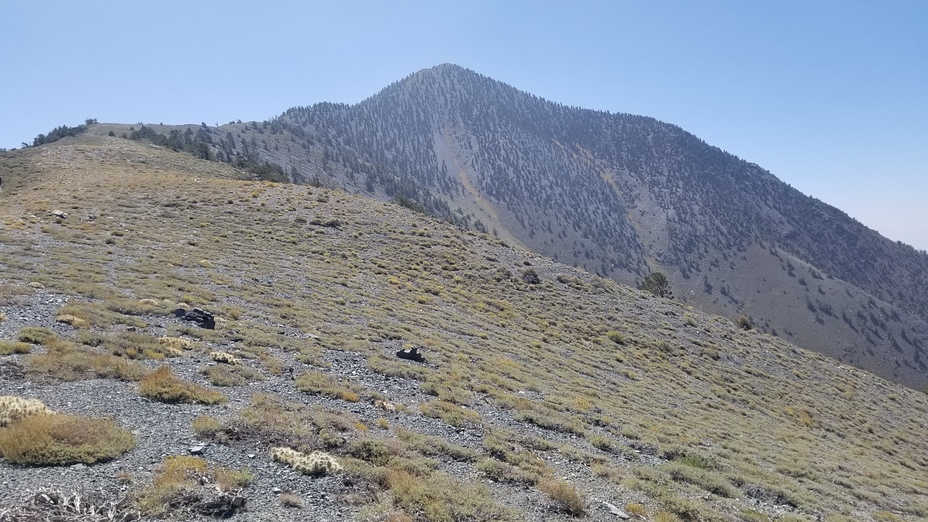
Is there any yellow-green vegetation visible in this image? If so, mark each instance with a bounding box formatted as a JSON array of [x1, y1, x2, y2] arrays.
[[382, 469, 519, 522], [26, 338, 147, 381], [0, 413, 135, 465], [135, 456, 252, 516], [202, 363, 263, 387], [81, 330, 185, 360], [138, 366, 226, 404], [54, 300, 163, 329], [17, 326, 57, 345], [0, 135, 927, 521], [191, 415, 223, 439], [395, 428, 480, 462], [538, 478, 586, 516], [419, 400, 481, 427], [295, 370, 361, 402], [200, 393, 360, 450], [0, 340, 32, 355]]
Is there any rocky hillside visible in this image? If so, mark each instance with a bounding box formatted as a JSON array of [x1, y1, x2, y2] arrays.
[[0, 134, 926, 521], [311, 66, 928, 388], [93, 65, 928, 389]]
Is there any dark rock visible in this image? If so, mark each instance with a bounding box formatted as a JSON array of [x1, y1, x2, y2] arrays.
[[395, 347, 425, 363], [174, 307, 215, 329]]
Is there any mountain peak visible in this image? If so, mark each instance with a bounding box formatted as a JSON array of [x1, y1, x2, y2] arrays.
[[265, 67, 928, 389]]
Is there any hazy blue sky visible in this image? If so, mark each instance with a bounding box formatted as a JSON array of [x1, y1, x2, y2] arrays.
[[2, 1, 926, 250]]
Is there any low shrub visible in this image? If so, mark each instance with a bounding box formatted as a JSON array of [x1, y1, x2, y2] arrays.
[[0, 340, 32, 355], [17, 327, 57, 345], [139, 366, 225, 404], [538, 478, 586, 516], [26, 339, 147, 381], [386, 469, 519, 522], [0, 414, 135, 465], [295, 370, 360, 402], [135, 455, 251, 516], [203, 364, 263, 387]]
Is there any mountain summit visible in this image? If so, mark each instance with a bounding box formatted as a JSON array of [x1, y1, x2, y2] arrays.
[[199, 65, 927, 388]]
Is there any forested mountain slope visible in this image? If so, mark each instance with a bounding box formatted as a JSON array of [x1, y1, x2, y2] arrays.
[[83, 64, 928, 389]]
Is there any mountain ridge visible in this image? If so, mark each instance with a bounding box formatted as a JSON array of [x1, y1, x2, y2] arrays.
[[0, 134, 927, 521], [19, 64, 927, 389], [221, 64, 928, 388]]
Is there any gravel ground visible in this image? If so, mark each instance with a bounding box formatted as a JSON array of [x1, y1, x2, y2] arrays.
[[0, 286, 650, 521]]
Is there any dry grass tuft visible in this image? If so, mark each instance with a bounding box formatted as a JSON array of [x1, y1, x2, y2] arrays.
[[26, 339, 147, 381], [134, 455, 251, 516], [17, 327, 57, 345], [295, 370, 361, 402], [138, 366, 226, 404], [56, 314, 89, 328], [279, 492, 303, 508], [0, 414, 135, 465], [538, 478, 586, 516], [0, 340, 32, 355]]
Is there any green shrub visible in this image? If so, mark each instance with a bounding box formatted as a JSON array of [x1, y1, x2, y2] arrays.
[[295, 370, 360, 402], [386, 469, 519, 522], [26, 339, 146, 381], [139, 366, 225, 404], [135, 455, 252, 516], [0, 340, 32, 355], [0, 414, 135, 465], [661, 462, 739, 498], [538, 478, 586, 516], [17, 327, 57, 345]]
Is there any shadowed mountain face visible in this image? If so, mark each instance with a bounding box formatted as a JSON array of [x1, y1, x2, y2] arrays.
[[99, 65, 928, 388]]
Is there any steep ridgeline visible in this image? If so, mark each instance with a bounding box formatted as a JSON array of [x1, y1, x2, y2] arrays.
[[193, 64, 928, 388]]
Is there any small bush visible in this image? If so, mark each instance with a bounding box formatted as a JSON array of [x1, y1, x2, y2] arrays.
[[538, 478, 586, 516], [295, 370, 360, 402], [26, 339, 147, 381], [396, 429, 480, 462], [661, 462, 739, 498], [477, 458, 538, 485], [386, 469, 519, 522], [139, 366, 225, 404], [203, 364, 263, 387], [419, 400, 481, 427], [0, 414, 135, 465], [735, 315, 753, 330], [17, 327, 57, 345], [279, 492, 303, 508], [521, 268, 541, 285], [56, 302, 147, 329], [0, 340, 32, 355], [653, 512, 682, 522], [135, 455, 251, 516], [191, 415, 223, 438], [626, 503, 647, 517], [606, 330, 626, 344]]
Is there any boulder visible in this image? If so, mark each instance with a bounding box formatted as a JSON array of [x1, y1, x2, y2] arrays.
[[174, 307, 215, 329], [395, 347, 425, 363]]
